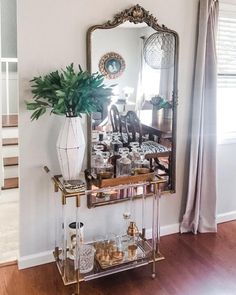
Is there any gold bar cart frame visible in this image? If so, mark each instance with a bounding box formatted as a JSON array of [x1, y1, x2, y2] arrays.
[[44, 166, 166, 295]]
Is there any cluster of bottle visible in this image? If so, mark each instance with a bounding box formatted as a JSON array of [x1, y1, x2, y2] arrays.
[[91, 132, 150, 179]]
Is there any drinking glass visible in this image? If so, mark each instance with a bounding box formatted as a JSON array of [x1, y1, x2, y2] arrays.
[[116, 151, 132, 176], [134, 150, 150, 173], [129, 143, 141, 169]]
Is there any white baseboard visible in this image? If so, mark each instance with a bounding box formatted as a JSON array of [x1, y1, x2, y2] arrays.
[[141, 223, 180, 240], [18, 250, 54, 270], [217, 211, 236, 224], [160, 223, 180, 236], [18, 224, 181, 270], [18, 213, 236, 270]]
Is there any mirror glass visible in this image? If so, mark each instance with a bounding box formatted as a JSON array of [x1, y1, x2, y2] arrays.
[[86, 6, 178, 207]]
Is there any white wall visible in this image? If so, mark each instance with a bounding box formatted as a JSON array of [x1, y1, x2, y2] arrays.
[[17, 0, 199, 265], [1, 72, 18, 114], [216, 0, 236, 221], [1, 0, 17, 58], [0, 0, 3, 189]]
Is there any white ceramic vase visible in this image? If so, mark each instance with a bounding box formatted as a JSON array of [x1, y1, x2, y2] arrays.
[[57, 117, 85, 181]]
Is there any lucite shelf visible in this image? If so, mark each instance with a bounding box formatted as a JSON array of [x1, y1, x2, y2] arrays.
[[53, 238, 164, 286]]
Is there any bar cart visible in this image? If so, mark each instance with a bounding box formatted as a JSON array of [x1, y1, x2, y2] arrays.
[[44, 166, 166, 295]]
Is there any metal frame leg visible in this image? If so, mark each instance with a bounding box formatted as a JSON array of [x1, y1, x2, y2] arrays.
[[151, 184, 157, 278], [151, 183, 161, 278], [156, 187, 161, 255], [74, 195, 81, 295], [62, 193, 67, 281]]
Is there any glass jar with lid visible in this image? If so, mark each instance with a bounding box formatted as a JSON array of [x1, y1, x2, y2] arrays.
[[116, 148, 132, 176]]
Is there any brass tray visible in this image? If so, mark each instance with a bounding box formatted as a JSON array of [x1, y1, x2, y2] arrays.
[[94, 237, 152, 270]]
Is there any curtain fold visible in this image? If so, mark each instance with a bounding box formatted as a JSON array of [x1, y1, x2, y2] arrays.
[[181, 0, 219, 234]]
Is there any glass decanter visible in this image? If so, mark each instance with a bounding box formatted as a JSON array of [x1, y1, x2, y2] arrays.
[[110, 132, 123, 151], [134, 150, 150, 174], [116, 148, 132, 176], [128, 142, 141, 170], [96, 151, 114, 180]]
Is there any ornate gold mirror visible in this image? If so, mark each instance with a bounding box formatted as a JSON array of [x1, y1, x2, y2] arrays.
[[86, 5, 179, 208]]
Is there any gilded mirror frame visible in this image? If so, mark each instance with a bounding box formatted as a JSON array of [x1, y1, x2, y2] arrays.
[[86, 4, 179, 206]]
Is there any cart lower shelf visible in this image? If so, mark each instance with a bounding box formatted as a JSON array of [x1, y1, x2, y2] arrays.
[[54, 239, 164, 286]]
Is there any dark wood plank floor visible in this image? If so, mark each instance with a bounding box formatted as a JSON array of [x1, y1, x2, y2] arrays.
[[1, 221, 236, 295]]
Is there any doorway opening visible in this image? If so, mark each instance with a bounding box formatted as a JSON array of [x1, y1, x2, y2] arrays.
[[0, 0, 19, 264]]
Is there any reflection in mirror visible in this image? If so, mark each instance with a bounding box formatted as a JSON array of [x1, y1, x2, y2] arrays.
[[86, 5, 178, 207], [91, 23, 174, 127]]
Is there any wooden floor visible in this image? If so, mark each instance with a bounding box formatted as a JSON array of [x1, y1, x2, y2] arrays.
[[1, 221, 236, 295]]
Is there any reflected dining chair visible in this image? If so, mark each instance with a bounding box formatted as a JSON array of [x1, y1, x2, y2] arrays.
[[124, 110, 171, 177]]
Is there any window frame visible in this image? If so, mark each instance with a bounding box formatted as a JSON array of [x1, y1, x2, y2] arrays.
[[217, 1, 236, 145]]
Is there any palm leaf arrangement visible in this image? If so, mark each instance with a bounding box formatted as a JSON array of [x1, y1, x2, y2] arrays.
[[26, 63, 113, 120]]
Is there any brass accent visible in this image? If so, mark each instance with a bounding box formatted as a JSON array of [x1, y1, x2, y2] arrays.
[[112, 250, 125, 261], [88, 177, 166, 208], [53, 251, 85, 286], [75, 269, 80, 295], [44, 166, 84, 207], [86, 4, 179, 208], [88, 192, 153, 208], [134, 168, 150, 175], [128, 244, 138, 259], [149, 251, 165, 262], [76, 195, 80, 208], [54, 183, 58, 193], [62, 193, 66, 205], [97, 171, 113, 180], [100, 172, 155, 188], [127, 222, 139, 237], [86, 5, 173, 39]]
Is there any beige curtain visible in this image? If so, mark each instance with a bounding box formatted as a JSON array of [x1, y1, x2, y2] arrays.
[[181, 0, 219, 234]]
